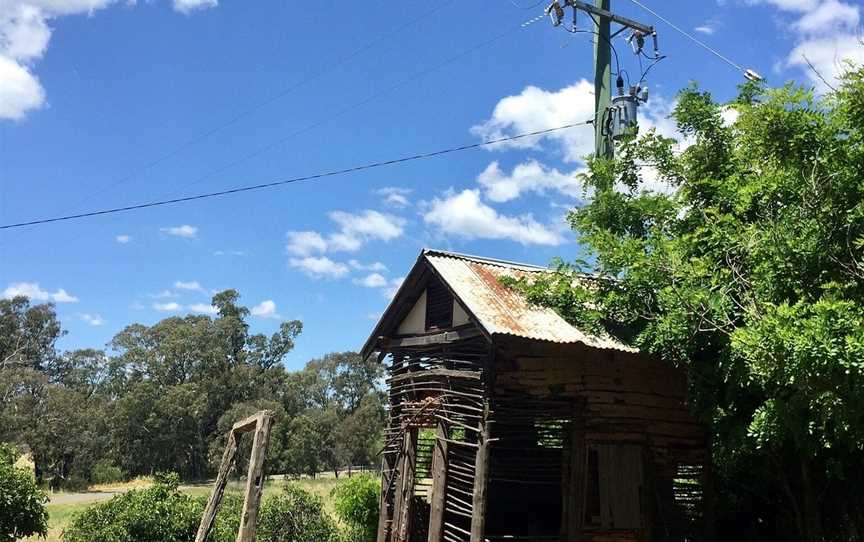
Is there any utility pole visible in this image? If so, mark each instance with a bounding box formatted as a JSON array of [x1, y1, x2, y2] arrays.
[[545, 0, 657, 158], [593, 0, 613, 159]]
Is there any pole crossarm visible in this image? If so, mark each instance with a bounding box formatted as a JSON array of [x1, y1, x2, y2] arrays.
[[565, 0, 653, 34]]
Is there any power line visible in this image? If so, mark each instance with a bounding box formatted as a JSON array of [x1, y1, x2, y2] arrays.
[[58, 0, 455, 216], [626, 0, 750, 75], [1, 121, 592, 230]]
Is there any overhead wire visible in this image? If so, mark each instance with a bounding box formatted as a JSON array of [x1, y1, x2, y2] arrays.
[[58, 0, 456, 216], [626, 0, 748, 74], [0, 121, 593, 230]]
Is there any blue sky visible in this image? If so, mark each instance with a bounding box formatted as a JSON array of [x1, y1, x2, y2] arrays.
[[1, 0, 861, 370]]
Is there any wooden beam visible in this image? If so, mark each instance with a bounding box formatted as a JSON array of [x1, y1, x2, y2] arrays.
[[236, 411, 274, 542], [232, 413, 262, 433], [392, 428, 418, 542], [383, 327, 483, 349], [376, 454, 396, 542], [195, 430, 239, 542], [469, 416, 491, 542], [387, 368, 481, 385], [427, 421, 449, 542]]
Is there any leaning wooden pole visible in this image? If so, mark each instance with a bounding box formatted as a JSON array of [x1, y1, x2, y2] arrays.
[[236, 412, 274, 542], [195, 431, 240, 542]]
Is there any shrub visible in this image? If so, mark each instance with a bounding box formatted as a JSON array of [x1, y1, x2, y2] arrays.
[[258, 483, 337, 542], [0, 444, 48, 541], [63, 473, 201, 542], [91, 460, 126, 486], [331, 474, 379, 542]]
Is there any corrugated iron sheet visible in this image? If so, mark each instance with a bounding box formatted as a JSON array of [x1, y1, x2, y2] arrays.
[[425, 251, 634, 352]]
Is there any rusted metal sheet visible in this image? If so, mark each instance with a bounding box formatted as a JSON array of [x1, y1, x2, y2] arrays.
[[424, 251, 634, 352]]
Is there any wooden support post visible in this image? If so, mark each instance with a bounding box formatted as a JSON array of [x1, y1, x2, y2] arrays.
[[195, 431, 240, 542], [194, 410, 274, 542], [703, 449, 716, 542], [393, 428, 418, 542], [236, 412, 273, 542], [469, 415, 491, 542], [427, 421, 449, 542], [377, 454, 395, 542]]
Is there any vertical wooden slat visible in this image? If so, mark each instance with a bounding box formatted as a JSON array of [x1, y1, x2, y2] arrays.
[[195, 431, 240, 542], [427, 421, 449, 542], [236, 413, 273, 542], [377, 454, 395, 542], [394, 428, 418, 542], [469, 415, 491, 542]]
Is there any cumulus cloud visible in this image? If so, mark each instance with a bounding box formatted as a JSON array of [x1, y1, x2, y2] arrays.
[[153, 301, 181, 312], [471, 79, 597, 163], [349, 259, 387, 272], [187, 302, 217, 315], [80, 313, 105, 326], [160, 225, 198, 238], [173, 0, 217, 14], [174, 280, 203, 292], [694, 25, 716, 35], [747, 0, 863, 92], [115, 234, 131, 244], [354, 272, 388, 288], [376, 187, 412, 207], [3, 282, 78, 302], [250, 299, 280, 318], [149, 289, 176, 299], [0, 0, 215, 121], [286, 210, 404, 258], [477, 160, 585, 202], [423, 189, 563, 246], [289, 256, 350, 279]]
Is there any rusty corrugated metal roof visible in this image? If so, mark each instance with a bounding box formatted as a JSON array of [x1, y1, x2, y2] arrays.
[[424, 250, 634, 352]]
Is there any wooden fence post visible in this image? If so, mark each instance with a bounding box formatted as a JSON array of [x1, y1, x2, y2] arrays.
[[426, 421, 449, 542]]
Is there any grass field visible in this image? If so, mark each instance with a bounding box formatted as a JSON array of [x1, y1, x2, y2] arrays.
[[25, 476, 342, 542]]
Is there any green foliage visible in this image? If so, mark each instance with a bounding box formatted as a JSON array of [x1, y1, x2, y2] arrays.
[[90, 460, 125, 485], [257, 483, 338, 542], [0, 443, 48, 541], [509, 64, 864, 540], [331, 474, 379, 542], [62, 474, 202, 542]]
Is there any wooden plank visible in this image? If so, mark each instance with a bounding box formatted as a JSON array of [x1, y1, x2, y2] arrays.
[[427, 421, 449, 542], [469, 415, 491, 542], [385, 327, 483, 348], [195, 430, 239, 542], [232, 413, 262, 433], [388, 368, 481, 385], [376, 454, 395, 542], [236, 411, 274, 542], [393, 428, 418, 542]]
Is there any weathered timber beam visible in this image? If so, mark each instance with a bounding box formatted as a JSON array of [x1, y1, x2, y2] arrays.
[[380, 327, 483, 349], [236, 411, 274, 542], [387, 368, 481, 384], [232, 413, 262, 433]]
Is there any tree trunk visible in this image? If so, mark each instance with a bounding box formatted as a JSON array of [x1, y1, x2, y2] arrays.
[[800, 456, 823, 542]]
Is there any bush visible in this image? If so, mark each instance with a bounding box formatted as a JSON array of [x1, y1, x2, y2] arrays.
[[258, 483, 337, 542], [63, 473, 202, 542], [331, 474, 379, 542], [0, 444, 48, 541], [91, 460, 126, 485]]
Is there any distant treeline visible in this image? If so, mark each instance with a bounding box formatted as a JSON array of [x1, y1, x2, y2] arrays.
[[0, 290, 384, 489]]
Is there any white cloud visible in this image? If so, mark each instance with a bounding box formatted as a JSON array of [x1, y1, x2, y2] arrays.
[[327, 210, 404, 251], [160, 224, 198, 238], [250, 299, 280, 319], [115, 234, 131, 244], [376, 187, 412, 207], [354, 272, 387, 288], [286, 210, 405, 260], [153, 301, 181, 312], [423, 189, 563, 246], [471, 79, 597, 163], [80, 313, 105, 326], [3, 282, 78, 303], [787, 33, 864, 92], [172, 0, 217, 14], [214, 249, 244, 256], [286, 231, 328, 257], [793, 0, 859, 32], [174, 280, 203, 292], [349, 259, 387, 272], [187, 302, 217, 315], [694, 25, 715, 35], [149, 289, 176, 299], [289, 256, 350, 279], [0, 0, 215, 121], [477, 160, 585, 202]]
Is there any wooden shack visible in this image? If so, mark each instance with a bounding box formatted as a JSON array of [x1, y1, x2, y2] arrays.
[[362, 250, 710, 542]]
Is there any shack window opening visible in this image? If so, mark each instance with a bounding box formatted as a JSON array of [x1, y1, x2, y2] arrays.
[[583, 444, 645, 530], [425, 278, 453, 330]]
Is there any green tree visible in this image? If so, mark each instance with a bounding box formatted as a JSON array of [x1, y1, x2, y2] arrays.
[[510, 65, 864, 541], [0, 444, 48, 541]]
